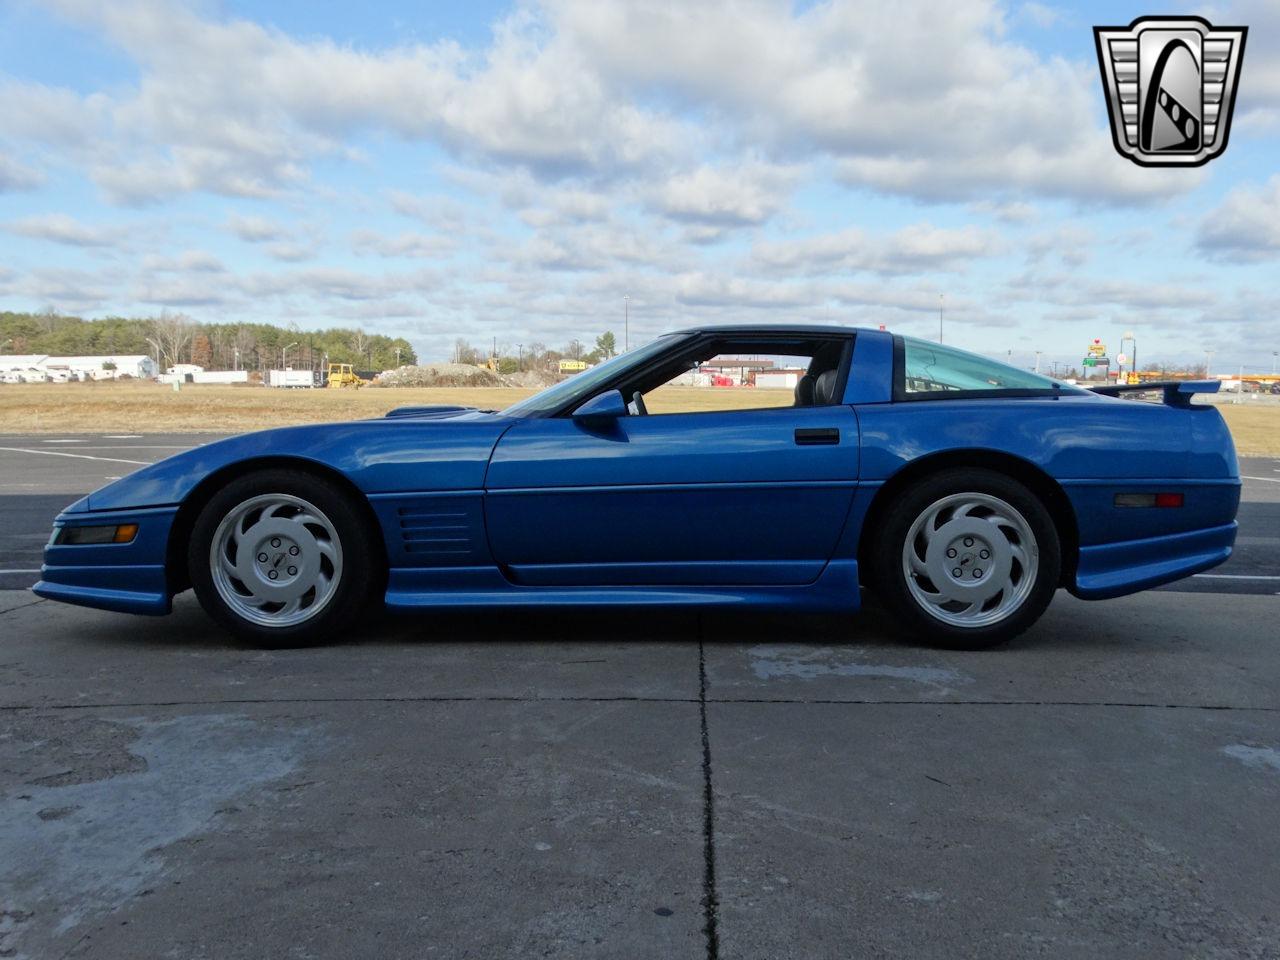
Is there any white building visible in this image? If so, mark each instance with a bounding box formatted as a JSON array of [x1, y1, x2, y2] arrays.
[[0, 355, 51, 383], [49, 355, 157, 380], [0, 354, 157, 382]]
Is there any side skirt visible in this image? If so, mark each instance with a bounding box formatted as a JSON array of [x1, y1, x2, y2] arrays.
[[384, 559, 862, 613]]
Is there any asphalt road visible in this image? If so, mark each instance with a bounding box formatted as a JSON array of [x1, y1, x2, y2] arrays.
[[1, 435, 1278, 959]]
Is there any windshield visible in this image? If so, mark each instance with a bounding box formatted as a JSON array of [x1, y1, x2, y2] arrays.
[[501, 336, 680, 417]]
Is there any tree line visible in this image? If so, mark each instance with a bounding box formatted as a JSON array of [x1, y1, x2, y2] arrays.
[[0, 310, 416, 372], [451, 331, 618, 372]]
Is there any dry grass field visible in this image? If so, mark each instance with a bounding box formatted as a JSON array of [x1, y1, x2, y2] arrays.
[[0, 380, 1275, 454]]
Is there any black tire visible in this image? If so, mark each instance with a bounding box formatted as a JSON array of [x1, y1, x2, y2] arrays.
[[869, 468, 1060, 649], [188, 469, 379, 647]]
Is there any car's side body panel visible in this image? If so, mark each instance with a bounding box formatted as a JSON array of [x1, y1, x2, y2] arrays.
[[484, 405, 859, 585], [851, 395, 1239, 598], [855, 395, 1237, 482], [78, 415, 513, 512]]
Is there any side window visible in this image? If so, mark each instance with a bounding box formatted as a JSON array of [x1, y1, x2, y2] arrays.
[[638, 353, 807, 414], [901, 337, 1058, 396], [634, 341, 848, 416]]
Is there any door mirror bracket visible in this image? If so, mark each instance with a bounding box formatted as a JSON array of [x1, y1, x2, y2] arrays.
[[571, 390, 628, 424]]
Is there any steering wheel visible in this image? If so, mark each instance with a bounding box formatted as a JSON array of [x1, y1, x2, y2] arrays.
[[631, 391, 648, 416]]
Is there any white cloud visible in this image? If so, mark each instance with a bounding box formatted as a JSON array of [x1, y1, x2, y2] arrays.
[[1018, 3, 1063, 29], [351, 229, 458, 259], [139, 250, 225, 273], [226, 214, 291, 243], [0, 152, 45, 193], [654, 162, 798, 228], [24, 0, 1200, 207], [5, 214, 125, 247], [1196, 176, 1280, 263], [751, 224, 1000, 276]]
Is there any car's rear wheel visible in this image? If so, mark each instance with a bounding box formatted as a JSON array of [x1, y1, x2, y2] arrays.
[[188, 469, 378, 647], [871, 468, 1060, 649]]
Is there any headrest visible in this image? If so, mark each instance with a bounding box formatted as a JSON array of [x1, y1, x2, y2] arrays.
[[794, 374, 816, 407], [814, 369, 839, 405]]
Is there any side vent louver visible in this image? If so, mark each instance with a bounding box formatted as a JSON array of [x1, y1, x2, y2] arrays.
[[398, 506, 475, 557]]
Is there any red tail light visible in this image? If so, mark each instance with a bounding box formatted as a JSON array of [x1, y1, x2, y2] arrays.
[[1114, 492, 1184, 508]]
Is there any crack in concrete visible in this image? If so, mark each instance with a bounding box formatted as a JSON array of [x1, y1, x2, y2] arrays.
[[0, 597, 47, 617], [697, 624, 721, 960], [1, 695, 1275, 713]]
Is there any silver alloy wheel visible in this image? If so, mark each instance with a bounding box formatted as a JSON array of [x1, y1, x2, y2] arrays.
[[209, 493, 343, 628], [901, 492, 1039, 629]]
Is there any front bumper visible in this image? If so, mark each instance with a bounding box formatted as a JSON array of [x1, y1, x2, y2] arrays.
[[32, 505, 178, 615]]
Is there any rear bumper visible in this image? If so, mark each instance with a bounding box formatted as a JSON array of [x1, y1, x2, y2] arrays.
[[1070, 522, 1236, 600]]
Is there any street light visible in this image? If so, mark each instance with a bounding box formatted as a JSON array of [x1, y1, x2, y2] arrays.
[[517, 343, 523, 371], [1034, 350, 1042, 374], [282, 341, 298, 368], [623, 295, 630, 352], [939, 293, 944, 344], [1121, 330, 1137, 378], [145, 336, 163, 372], [1204, 349, 1215, 378]]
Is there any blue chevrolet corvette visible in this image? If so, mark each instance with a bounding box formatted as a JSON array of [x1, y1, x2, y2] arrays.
[[34, 326, 1239, 648]]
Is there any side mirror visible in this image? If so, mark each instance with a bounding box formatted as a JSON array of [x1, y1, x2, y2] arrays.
[[571, 389, 628, 424]]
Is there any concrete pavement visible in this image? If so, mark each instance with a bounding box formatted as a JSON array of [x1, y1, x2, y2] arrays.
[[1, 435, 1278, 958]]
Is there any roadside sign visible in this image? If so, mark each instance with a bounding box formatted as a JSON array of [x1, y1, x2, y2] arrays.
[[1116, 353, 1128, 365]]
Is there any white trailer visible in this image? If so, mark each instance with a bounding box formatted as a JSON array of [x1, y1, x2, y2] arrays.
[[192, 370, 250, 385], [268, 369, 316, 388]]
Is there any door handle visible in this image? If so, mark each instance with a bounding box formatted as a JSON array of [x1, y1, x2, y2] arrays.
[[794, 427, 839, 445]]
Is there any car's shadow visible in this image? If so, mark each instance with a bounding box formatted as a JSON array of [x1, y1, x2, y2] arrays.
[[49, 587, 1148, 657]]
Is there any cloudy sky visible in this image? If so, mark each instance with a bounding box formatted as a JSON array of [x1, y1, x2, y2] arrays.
[[1, 0, 1277, 371]]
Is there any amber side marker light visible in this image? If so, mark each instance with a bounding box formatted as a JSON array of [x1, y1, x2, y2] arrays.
[[1114, 493, 1184, 508], [57, 523, 139, 545]]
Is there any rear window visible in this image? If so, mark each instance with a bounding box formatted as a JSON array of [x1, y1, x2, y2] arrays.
[[900, 337, 1062, 396]]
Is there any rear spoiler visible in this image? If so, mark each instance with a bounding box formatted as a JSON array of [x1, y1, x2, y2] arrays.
[[1087, 380, 1220, 408]]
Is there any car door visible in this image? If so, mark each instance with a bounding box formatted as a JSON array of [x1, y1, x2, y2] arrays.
[[483, 403, 859, 586]]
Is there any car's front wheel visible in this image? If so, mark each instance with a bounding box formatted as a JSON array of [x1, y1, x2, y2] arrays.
[[872, 468, 1060, 648], [188, 469, 378, 647]]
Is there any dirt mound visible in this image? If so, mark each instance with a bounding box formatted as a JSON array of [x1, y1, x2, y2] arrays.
[[374, 363, 504, 388], [373, 363, 563, 389]]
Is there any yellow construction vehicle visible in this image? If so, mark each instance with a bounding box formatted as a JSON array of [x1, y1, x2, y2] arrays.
[[327, 363, 365, 389]]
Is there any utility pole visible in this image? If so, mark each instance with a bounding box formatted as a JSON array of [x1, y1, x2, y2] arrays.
[[517, 344, 523, 371], [1204, 349, 1214, 378], [624, 295, 630, 351], [1034, 350, 1042, 374], [938, 294, 944, 344]]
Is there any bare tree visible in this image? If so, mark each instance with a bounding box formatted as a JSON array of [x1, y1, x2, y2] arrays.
[[151, 311, 196, 368], [350, 330, 370, 362], [232, 326, 256, 371]]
